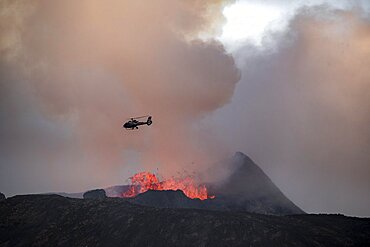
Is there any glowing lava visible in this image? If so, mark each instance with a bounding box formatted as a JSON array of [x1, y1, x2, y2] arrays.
[[122, 172, 214, 200]]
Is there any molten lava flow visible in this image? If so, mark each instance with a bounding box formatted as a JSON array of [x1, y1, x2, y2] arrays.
[[122, 172, 214, 200]]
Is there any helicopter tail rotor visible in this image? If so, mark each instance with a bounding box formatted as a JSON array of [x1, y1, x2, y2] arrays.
[[147, 116, 152, 125]]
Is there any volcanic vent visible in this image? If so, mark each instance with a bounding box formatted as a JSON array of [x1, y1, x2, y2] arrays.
[[122, 172, 214, 200]]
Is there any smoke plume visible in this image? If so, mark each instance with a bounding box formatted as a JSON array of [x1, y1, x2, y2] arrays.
[[0, 0, 239, 194], [210, 6, 370, 216]]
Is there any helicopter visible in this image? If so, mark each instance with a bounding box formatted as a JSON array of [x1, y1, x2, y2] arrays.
[[123, 115, 152, 130]]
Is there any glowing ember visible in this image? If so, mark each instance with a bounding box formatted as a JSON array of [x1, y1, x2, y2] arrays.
[[122, 172, 214, 200]]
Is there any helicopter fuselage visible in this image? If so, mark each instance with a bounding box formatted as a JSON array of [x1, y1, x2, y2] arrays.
[[123, 116, 152, 129]]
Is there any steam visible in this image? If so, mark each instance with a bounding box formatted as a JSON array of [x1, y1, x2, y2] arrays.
[[0, 0, 239, 194], [210, 6, 370, 216]]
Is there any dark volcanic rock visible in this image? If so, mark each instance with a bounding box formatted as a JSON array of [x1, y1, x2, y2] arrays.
[[130, 190, 205, 209], [0, 195, 369, 247], [0, 192, 5, 201], [209, 152, 305, 215], [83, 189, 107, 199]]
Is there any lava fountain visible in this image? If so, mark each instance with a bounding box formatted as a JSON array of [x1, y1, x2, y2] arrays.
[[122, 172, 214, 200]]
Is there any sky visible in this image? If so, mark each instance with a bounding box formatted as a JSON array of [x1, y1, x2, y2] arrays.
[[1, 0, 370, 216]]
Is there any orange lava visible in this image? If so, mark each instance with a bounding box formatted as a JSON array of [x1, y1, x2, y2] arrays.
[[122, 172, 214, 200]]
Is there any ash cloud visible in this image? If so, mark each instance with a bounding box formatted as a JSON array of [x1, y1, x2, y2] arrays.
[[210, 6, 370, 216], [0, 0, 239, 195]]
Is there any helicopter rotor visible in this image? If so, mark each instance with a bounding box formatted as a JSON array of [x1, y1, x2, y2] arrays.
[[126, 115, 150, 120]]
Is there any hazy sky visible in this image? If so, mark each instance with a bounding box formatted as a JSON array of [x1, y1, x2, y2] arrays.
[[1, 0, 369, 216]]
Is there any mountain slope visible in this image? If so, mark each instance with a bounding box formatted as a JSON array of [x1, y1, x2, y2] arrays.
[[209, 152, 304, 215], [0, 195, 369, 247]]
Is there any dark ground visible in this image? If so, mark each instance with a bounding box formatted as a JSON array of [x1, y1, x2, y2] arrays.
[[1, 194, 369, 247]]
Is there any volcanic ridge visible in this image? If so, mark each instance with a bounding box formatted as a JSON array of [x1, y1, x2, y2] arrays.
[[1, 194, 369, 246], [1, 152, 370, 246]]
